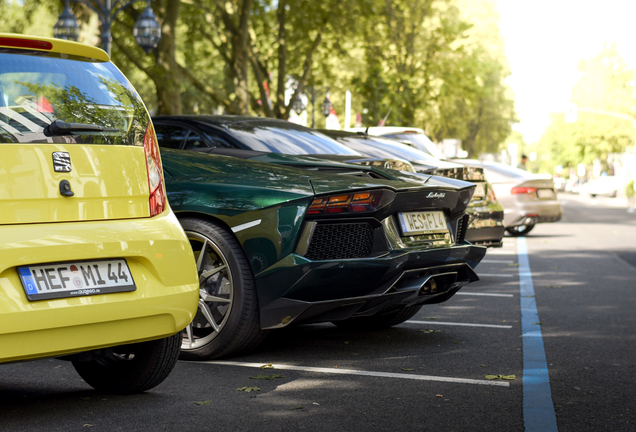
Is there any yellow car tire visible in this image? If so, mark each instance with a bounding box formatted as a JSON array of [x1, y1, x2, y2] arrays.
[[72, 333, 181, 394]]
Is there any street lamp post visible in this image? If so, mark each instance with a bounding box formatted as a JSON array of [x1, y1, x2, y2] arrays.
[[53, 0, 161, 56], [292, 83, 332, 128], [311, 85, 333, 129]]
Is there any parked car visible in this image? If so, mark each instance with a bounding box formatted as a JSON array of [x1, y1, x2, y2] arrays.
[[153, 115, 415, 173], [0, 34, 199, 394], [160, 147, 486, 359], [348, 126, 447, 159], [455, 160, 562, 236], [319, 129, 505, 247], [582, 176, 620, 197]]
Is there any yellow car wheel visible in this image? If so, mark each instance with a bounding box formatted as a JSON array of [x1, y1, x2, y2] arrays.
[[71, 333, 181, 394]]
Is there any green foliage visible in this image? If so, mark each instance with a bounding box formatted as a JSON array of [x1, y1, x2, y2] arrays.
[[0, 0, 57, 36], [7, 0, 515, 152], [353, 0, 515, 156], [626, 180, 635, 198]]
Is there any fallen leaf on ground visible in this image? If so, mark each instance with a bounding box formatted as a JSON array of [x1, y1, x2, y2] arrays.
[[436, 394, 443, 398], [402, 368, 415, 371], [522, 295, 535, 298], [485, 374, 516, 380], [259, 364, 274, 369], [507, 263, 520, 267], [545, 285, 564, 289], [532, 322, 542, 325], [237, 386, 261, 392], [194, 401, 212, 405], [250, 374, 285, 380], [291, 406, 304, 410]]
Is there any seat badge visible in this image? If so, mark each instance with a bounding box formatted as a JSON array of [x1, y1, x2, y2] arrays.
[[52, 152, 72, 172]]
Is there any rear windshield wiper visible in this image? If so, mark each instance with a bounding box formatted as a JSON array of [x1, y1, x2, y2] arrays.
[[43, 120, 119, 137]]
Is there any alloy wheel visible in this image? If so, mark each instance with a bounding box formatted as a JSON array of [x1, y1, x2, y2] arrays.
[[181, 231, 234, 350]]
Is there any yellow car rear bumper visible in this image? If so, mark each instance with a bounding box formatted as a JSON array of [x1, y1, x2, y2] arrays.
[[0, 210, 198, 363]]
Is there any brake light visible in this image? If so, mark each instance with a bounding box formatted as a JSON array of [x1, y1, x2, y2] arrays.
[[511, 187, 537, 195], [308, 190, 390, 215], [143, 122, 166, 216], [0, 37, 53, 50]]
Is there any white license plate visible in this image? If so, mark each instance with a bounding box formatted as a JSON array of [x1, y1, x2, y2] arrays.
[[473, 182, 486, 198], [537, 189, 556, 199], [398, 211, 448, 235], [18, 259, 136, 301]]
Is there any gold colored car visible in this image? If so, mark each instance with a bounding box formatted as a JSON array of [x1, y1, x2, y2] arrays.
[[0, 34, 199, 393]]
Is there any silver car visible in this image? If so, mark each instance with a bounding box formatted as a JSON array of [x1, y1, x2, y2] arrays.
[[456, 160, 562, 236]]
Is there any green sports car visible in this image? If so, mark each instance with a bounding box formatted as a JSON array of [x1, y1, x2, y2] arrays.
[[161, 149, 486, 359]]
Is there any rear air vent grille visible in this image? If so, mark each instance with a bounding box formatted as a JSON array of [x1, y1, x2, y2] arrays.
[[455, 213, 469, 244], [305, 222, 374, 260]]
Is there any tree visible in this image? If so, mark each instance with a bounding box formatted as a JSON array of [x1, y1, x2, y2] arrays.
[[537, 44, 636, 172], [352, 0, 515, 156]]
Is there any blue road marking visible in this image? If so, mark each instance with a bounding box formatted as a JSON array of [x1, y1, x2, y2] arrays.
[[517, 237, 558, 431]]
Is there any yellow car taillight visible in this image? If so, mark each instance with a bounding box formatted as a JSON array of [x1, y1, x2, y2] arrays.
[[143, 122, 166, 217]]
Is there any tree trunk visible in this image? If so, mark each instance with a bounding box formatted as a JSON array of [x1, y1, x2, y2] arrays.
[[230, 0, 254, 114], [152, 0, 182, 115]]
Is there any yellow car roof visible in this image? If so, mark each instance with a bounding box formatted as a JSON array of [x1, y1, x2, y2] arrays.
[[0, 33, 109, 62]]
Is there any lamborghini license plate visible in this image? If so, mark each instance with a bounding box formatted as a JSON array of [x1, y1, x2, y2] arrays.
[[398, 211, 448, 235]]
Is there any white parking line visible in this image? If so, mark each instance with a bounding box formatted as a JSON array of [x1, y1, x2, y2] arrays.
[[476, 273, 515, 277], [488, 250, 516, 255], [407, 320, 513, 329], [480, 259, 514, 263], [456, 292, 514, 297], [199, 361, 510, 387]]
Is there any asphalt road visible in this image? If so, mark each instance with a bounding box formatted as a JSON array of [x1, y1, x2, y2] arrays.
[[1, 193, 635, 432]]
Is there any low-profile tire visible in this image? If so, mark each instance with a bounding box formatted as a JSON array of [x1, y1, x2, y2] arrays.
[[179, 217, 268, 360], [332, 305, 423, 331], [505, 224, 535, 236], [72, 333, 181, 394]]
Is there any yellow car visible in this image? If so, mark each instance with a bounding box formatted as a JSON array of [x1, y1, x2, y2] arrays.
[[0, 34, 199, 393]]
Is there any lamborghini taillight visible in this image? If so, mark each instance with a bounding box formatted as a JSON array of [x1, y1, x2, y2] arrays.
[[143, 122, 166, 217], [307, 190, 393, 215]]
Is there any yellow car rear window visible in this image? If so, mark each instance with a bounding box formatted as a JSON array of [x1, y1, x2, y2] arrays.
[[0, 52, 148, 146]]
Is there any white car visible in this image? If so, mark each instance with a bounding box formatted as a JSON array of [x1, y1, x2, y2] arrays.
[[347, 126, 447, 160], [582, 176, 620, 197]]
